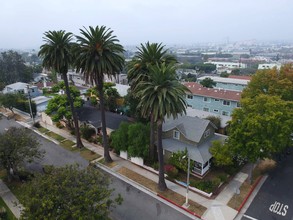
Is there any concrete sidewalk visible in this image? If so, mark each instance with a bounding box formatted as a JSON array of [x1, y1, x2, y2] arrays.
[[0, 180, 23, 219], [36, 120, 254, 220]]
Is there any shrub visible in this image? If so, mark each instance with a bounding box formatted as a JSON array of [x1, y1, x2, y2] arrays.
[[0, 207, 7, 218], [56, 121, 64, 129], [33, 121, 41, 128], [80, 125, 96, 140], [164, 164, 179, 179], [218, 174, 229, 183], [152, 162, 159, 171]]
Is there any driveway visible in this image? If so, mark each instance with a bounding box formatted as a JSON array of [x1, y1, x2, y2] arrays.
[[242, 153, 293, 220], [77, 105, 130, 130]]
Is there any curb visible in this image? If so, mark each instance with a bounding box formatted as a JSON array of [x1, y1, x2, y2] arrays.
[[157, 194, 202, 219], [237, 176, 263, 212]]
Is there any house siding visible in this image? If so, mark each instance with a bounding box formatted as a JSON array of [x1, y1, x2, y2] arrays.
[[186, 95, 239, 116]]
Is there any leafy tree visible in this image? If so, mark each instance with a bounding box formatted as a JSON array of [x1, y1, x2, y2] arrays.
[[45, 86, 83, 128], [135, 63, 189, 191], [110, 122, 130, 153], [0, 127, 43, 182], [75, 25, 125, 162], [20, 165, 122, 220], [0, 93, 20, 114], [104, 85, 120, 112], [194, 63, 216, 73], [127, 42, 177, 161], [209, 140, 233, 167], [127, 123, 150, 158], [227, 95, 293, 163], [200, 77, 216, 88], [0, 50, 33, 85], [168, 148, 189, 172], [38, 30, 84, 148], [242, 64, 293, 101], [205, 115, 221, 130]]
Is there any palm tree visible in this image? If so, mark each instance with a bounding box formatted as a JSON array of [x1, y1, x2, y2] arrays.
[[74, 26, 124, 162], [127, 42, 177, 160], [135, 63, 189, 191], [38, 30, 84, 148]]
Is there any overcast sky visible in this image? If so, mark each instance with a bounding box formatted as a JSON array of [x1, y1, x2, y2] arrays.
[[1, 0, 293, 49]]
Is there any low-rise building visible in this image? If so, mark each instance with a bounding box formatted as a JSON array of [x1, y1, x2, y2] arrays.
[[184, 82, 241, 117], [2, 82, 40, 98], [162, 115, 227, 177], [197, 76, 250, 91]]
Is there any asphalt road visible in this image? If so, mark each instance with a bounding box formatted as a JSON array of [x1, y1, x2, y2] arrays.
[[0, 115, 193, 220], [0, 116, 89, 172], [242, 153, 293, 220], [109, 174, 193, 220]]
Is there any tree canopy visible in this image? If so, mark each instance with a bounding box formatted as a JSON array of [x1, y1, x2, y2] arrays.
[[0, 127, 43, 181], [46, 85, 83, 128], [20, 165, 122, 220], [0, 51, 33, 85], [199, 77, 216, 88]]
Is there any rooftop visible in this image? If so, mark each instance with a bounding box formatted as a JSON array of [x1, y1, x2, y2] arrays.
[[197, 76, 249, 85], [184, 82, 241, 102]]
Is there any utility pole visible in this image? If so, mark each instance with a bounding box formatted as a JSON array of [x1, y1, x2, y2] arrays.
[[27, 85, 35, 124]]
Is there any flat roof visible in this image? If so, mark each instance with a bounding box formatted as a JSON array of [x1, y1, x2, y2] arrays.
[[197, 76, 249, 85]]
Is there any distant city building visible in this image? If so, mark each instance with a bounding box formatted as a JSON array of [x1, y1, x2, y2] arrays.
[[184, 82, 241, 117], [204, 61, 247, 74], [197, 76, 250, 91], [258, 63, 281, 70]]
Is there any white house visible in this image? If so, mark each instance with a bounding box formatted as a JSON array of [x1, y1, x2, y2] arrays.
[[2, 82, 40, 98]]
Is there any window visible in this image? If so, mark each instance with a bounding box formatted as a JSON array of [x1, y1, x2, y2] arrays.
[[31, 89, 35, 92], [214, 99, 219, 102], [173, 130, 180, 140], [204, 129, 210, 138], [203, 97, 210, 102], [237, 102, 241, 107], [203, 107, 209, 112], [187, 95, 193, 99], [187, 104, 192, 107], [223, 100, 230, 106], [213, 109, 219, 113], [222, 111, 229, 116]]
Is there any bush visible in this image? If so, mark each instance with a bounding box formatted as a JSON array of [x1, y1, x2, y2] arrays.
[[56, 121, 64, 129], [80, 125, 96, 140], [33, 121, 41, 128], [164, 164, 179, 179], [218, 174, 229, 183], [152, 162, 159, 171], [0, 207, 7, 218]]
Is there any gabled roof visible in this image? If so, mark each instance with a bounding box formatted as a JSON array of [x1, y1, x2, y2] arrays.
[[6, 82, 29, 90], [163, 115, 216, 143], [184, 82, 241, 102], [162, 134, 227, 163]]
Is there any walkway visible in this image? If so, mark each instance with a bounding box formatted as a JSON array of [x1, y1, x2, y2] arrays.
[[0, 110, 256, 220], [0, 180, 23, 219], [37, 121, 251, 220]]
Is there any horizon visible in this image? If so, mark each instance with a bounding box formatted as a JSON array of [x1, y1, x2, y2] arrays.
[[1, 0, 293, 50]]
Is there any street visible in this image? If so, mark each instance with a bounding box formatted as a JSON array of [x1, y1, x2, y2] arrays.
[[0, 116, 193, 220], [109, 174, 193, 220], [242, 153, 293, 220]]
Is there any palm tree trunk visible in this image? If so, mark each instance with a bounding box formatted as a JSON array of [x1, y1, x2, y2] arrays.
[[157, 119, 167, 191], [96, 78, 112, 163], [149, 113, 155, 161], [63, 73, 84, 148]]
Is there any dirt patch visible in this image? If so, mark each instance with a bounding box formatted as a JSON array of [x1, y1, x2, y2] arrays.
[[117, 166, 207, 216]]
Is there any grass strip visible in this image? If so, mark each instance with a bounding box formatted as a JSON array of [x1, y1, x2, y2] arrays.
[[46, 131, 66, 142], [117, 167, 206, 216]]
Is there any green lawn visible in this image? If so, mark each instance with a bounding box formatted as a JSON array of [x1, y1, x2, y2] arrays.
[[37, 127, 49, 134], [0, 197, 17, 220], [46, 131, 66, 142], [79, 148, 101, 161], [59, 140, 76, 151]]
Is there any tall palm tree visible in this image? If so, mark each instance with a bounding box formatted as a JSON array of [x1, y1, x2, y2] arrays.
[[74, 26, 124, 162], [38, 30, 84, 148], [127, 42, 177, 160], [135, 63, 189, 191]]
